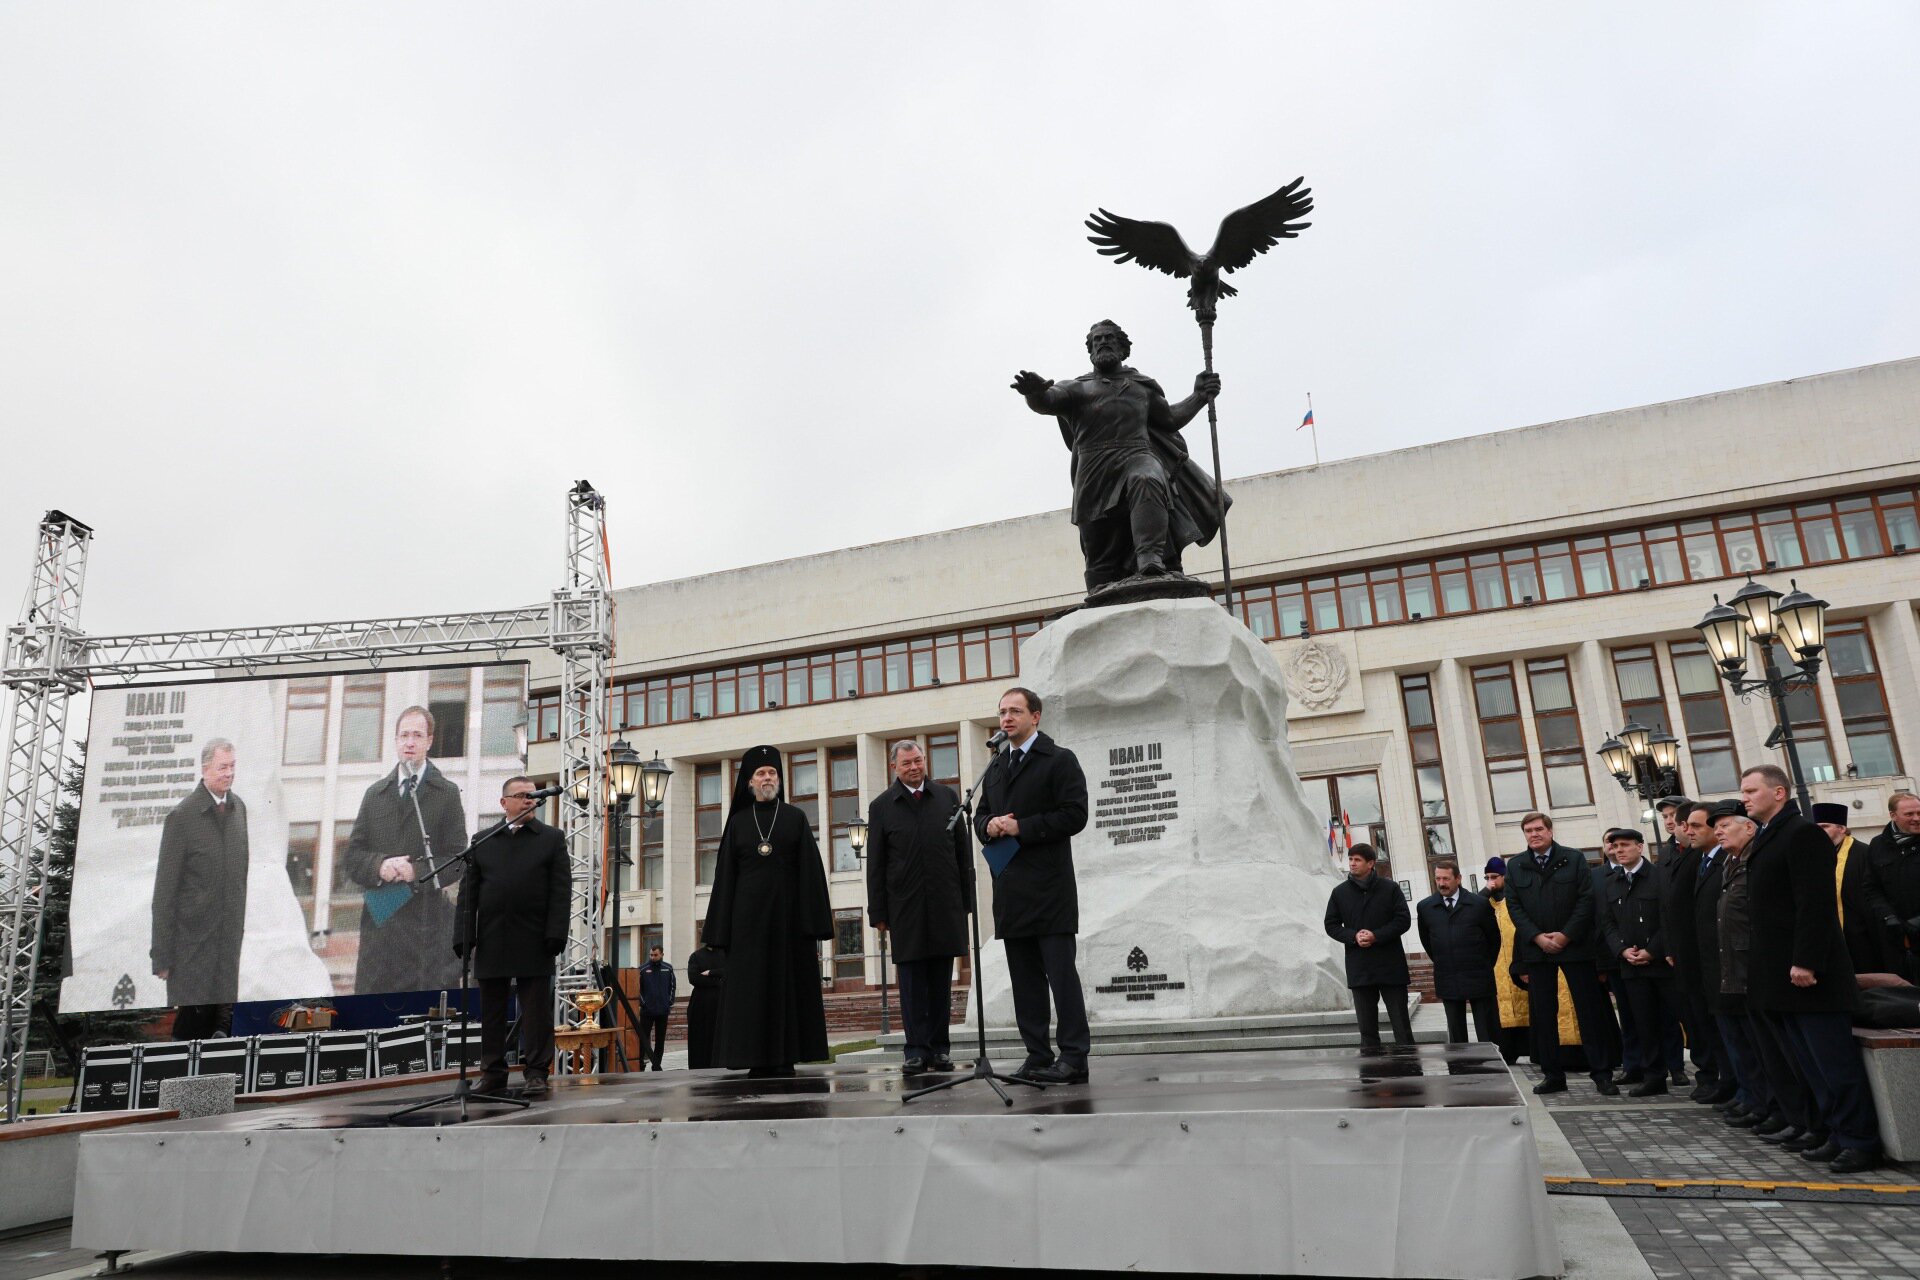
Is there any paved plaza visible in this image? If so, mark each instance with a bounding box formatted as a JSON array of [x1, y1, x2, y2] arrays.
[[1519, 1063, 1920, 1279]]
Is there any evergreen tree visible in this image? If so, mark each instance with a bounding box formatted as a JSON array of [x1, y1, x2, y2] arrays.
[[28, 743, 148, 1073]]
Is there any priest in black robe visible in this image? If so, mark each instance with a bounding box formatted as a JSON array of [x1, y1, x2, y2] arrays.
[[704, 745, 833, 1076]]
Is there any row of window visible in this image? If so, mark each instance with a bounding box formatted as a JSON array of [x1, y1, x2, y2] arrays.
[[532, 625, 1040, 741], [1231, 487, 1920, 639], [667, 733, 964, 890], [1401, 624, 1906, 843], [285, 669, 525, 766], [531, 485, 1919, 739]]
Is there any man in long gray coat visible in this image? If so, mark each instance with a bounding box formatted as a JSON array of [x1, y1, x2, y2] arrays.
[[866, 740, 972, 1075], [151, 737, 249, 1040]]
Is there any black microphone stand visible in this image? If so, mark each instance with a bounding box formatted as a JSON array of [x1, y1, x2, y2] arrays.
[[389, 813, 536, 1123], [904, 744, 1045, 1107]]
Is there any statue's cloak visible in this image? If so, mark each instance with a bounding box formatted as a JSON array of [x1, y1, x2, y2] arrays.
[[1055, 366, 1231, 550]]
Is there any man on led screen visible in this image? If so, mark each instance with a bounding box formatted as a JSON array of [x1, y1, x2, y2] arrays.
[[151, 738, 250, 1040], [344, 705, 467, 995]]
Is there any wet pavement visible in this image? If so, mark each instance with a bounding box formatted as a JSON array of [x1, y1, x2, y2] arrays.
[[155, 1042, 1521, 1132], [1516, 1062, 1920, 1279]]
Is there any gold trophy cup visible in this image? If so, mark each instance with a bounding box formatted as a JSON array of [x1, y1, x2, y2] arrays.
[[567, 986, 612, 1025]]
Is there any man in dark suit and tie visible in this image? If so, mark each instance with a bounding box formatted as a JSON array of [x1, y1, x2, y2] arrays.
[[1415, 859, 1500, 1043], [151, 737, 250, 1040], [454, 776, 573, 1099], [1503, 811, 1620, 1096], [976, 687, 1091, 1085], [343, 705, 468, 996], [1656, 796, 1729, 1103]]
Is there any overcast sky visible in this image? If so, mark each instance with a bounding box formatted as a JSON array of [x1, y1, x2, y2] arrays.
[[3, 2, 1917, 639]]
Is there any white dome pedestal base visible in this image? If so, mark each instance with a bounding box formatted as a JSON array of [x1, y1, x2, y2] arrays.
[[972, 596, 1358, 1033]]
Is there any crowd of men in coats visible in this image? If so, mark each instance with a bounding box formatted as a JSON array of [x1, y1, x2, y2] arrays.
[[1323, 767, 1920, 1175]]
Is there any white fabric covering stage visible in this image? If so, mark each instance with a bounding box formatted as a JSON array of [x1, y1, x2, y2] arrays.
[[73, 1047, 1561, 1278]]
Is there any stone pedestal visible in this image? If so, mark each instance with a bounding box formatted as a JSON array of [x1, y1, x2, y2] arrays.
[[975, 597, 1350, 1027]]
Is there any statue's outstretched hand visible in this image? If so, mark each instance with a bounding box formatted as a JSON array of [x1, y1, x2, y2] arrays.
[[1194, 372, 1222, 401], [1012, 370, 1050, 398]]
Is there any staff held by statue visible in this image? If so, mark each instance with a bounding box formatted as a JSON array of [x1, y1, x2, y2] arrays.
[[1082, 177, 1314, 611]]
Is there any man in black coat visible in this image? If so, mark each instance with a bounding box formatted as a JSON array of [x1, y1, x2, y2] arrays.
[[976, 687, 1091, 1085], [1677, 803, 1752, 1113], [343, 705, 468, 997], [453, 776, 573, 1098], [1740, 765, 1881, 1173], [151, 738, 249, 1040], [1589, 851, 1631, 1083], [1657, 796, 1727, 1102], [1503, 812, 1620, 1096], [684, 941, 725, 1069], [1324, 844, 1414, 1049], [1600, 829, 1687, 1096], [867, 740, 972, 1076], [1415, 859, 1498, 1043], [1863, 790, 1920, 979]]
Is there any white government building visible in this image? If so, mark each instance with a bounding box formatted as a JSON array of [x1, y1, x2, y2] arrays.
[[527, 356, 1920, 987]]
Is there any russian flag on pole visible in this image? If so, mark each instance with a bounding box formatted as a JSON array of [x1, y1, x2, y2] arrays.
[[1297, 408, 1314, 431]]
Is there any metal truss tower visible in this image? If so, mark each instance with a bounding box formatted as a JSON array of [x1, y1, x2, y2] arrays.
[[551, 482, 610, 1013], [0, 512, 92, 1122], [0, 486, 612, 1121]]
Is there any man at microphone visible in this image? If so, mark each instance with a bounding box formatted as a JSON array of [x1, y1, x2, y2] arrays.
[[343, 705, 468, 996], [976, 688, 1091, 1084], [454, 776, 572, 1098]]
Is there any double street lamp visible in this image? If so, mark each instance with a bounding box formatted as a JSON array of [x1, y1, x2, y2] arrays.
[[1694, 576, 1829, 813], [571, 740, 672, 1033], [1595, 721, 1684, 857], [846, 816, 890, 1034]]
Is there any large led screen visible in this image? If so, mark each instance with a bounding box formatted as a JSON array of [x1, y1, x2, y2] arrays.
[[62, 663, 529, 1012]]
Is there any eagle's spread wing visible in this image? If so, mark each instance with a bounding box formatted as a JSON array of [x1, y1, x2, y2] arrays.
[[1085, 208, 1199, 279], [1205, 177, 1313, 274]]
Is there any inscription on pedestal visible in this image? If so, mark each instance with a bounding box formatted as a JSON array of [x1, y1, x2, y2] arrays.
[[1093, 945, 1187, 1002], [1092, 741, 1180, 846]]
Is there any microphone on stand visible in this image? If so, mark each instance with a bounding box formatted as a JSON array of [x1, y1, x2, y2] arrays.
[[986, 729, 1010, 754], [520, 781, 568, 800]]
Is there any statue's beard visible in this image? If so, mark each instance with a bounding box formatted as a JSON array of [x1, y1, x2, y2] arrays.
[[1089, 347, 1124, 371], [751, 780, 778, 802]]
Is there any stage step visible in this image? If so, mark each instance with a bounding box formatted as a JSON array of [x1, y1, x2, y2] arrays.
[[839, 999, 1443, 1062]]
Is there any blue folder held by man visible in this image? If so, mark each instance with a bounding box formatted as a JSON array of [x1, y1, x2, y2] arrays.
[[982, 836, 1021, 878]]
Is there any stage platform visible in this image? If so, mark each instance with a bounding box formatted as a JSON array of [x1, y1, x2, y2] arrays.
[[72, 1044, 1561, 1279]]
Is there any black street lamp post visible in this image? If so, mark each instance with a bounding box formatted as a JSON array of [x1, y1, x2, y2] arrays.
[[1694, 576, 1829, 814], [847, 816, 889, 1035], [1596, 722, 1684, 858], [572, 742, 671, 1058]]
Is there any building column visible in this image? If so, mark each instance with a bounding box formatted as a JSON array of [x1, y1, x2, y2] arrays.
[[957, 718, 995, 939], [1433, 659, 1493, 863], [659, 757, 697, 964], [1575, 639, 1636, 835], [1870, 604, 1920, 780], [856, 732, 887, 986]]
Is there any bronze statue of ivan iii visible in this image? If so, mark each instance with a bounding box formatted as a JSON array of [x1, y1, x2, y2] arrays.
[[1013, 320, 1230, 597]]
